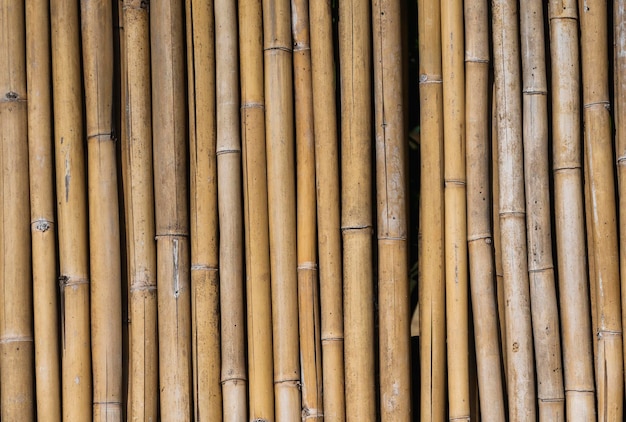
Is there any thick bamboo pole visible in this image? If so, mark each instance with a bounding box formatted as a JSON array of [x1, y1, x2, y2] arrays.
[[579, 0, 624, 418], [372, 0, 411, 420], [25, 0, 61, 419], [519, 1, 565, 419], [50, 0, 92, 419], [215, 0, 247, 419], [239, 0, 275, 419], [151, 0, 193, 418], [492, 0, 536, 419], [292, 0, 324, 419], [309, 0, 346, 418], [0, 0, 35, 419], [339, 0, 375, 419]]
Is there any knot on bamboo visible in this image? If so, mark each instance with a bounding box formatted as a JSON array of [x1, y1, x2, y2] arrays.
[[3, 91, 21, 101], [419, 74, 442, 84], [32, 219, 53, 232]]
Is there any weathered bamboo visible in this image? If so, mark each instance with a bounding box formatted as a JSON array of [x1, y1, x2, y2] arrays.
[[309, 0, 346, 418], [215, 0, 247, 419], [492, 0, 536, 419], [339, 0, 376, 419], [50, 0, 93, 419], [151, 0, 193, 418], [239, 0, 275, 419], [579, 0, 625, 419], [0, 0, 35, 418]]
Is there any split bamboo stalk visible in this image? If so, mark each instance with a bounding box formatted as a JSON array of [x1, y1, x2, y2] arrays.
[[292, 0, 324, 418], [151, 0, 193, 418], [339, 0, 376, 419], [464, 0, 506, 417], [50, 0, 93, 419], [372, 0, 411, 419], [519, 1, 565, 419], [492, 0, 536, 419], [309, 0, 347, 418], [215, 0, 247, 419], [122, 0, 159, 419], [239, 0, 275, 419], [185, 0, 223, 418], [417, 0, 447, 417], [0, 0, 35, 418], [579, 0, 625, 419], [25, 0, 61, 418]]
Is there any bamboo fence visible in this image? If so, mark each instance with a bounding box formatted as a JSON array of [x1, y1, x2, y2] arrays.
[[5, 0, 626, 420]]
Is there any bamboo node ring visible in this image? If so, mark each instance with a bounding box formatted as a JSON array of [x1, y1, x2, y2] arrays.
[[597, 330, 622, 338], [0, 335, 33, 344], [583, 100, 610, 110]]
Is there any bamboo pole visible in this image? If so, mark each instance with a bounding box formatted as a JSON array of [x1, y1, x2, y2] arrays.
[[0, 0, 35, 418], [239, 0, 275, 419], [151, 0, 193, 418], [519, 1, 565, 419], [309, 0, 347, 418], [579, 0, 624, 419], [492, 0, 536, 419], [215, 0, 247, 419], [292, 0, 324, 418], [464, 0, 506, 418], [50, 0, 93, 419], [25, 0, 61, 418], [339, 0, 376, 419]]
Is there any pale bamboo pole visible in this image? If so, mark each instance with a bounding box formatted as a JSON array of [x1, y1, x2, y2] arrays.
[[292, 0, 324, 419], [372, 0, 410, 420], [339, 0, 375, 419], [309, 0, 346, 418], [492, 0, 536, 419], [0, 0, 35, 419], [50, 0, 93, 419], [151, 0, 193, 418], [239, 0, 275, 419], [25, 0, 61, 418], [417, 0, 446, 417], [584, 150, 599, 365], [519, 1, 565, 419], [464, 0, 506, 417], [215, 0, 247, 419], [579, 0, 624, 419]]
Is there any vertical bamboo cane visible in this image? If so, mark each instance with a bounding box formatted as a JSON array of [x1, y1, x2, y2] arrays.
[[519, 1, 565, 419], [292, 0, 324, 418], [464, 0, 506, 417], [25, 0, 61, 419], [372, 0, 411, 420], [239, 0, 275, 419], [50, 0, 93, 419], [339, 0, 375, 419], [579, 0, 624, 419], [309, 0, 347, 418], [151, 0, 193, 418], [492, 0, 536, 419], [0, 0, 35, 419], [215, 0, 247, 419]]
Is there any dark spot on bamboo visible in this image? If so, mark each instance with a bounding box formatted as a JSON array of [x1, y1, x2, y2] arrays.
[[5, 91, 18, 100], [512, 342, 519, 352], [140, 0, 149, 9]]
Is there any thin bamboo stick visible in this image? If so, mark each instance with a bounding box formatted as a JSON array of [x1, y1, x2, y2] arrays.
[[215, 0, 247, 419], [25, 0, 61, 418], [309, 0, 346, 418], [239, 0, 275, 419]]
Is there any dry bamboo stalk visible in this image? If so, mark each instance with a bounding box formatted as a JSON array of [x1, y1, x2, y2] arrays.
[[584, 150, 599, 369], [50, 0, 93, 419], [519, 1, 565, 419], [417, 0, 446, 417], [292, 0, 324, 419], [464, 0, 505, 418], [151, 0, 193, 418], [0, 0, 35, 418], [239, 0, 275, 419], [25, 0, 61, 418], [492, 0, 536, 419], [339, 0, 376, 419], [372, 0, 410, 420], [215, 0, 247, 419], [309, 0, 346, 418]]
